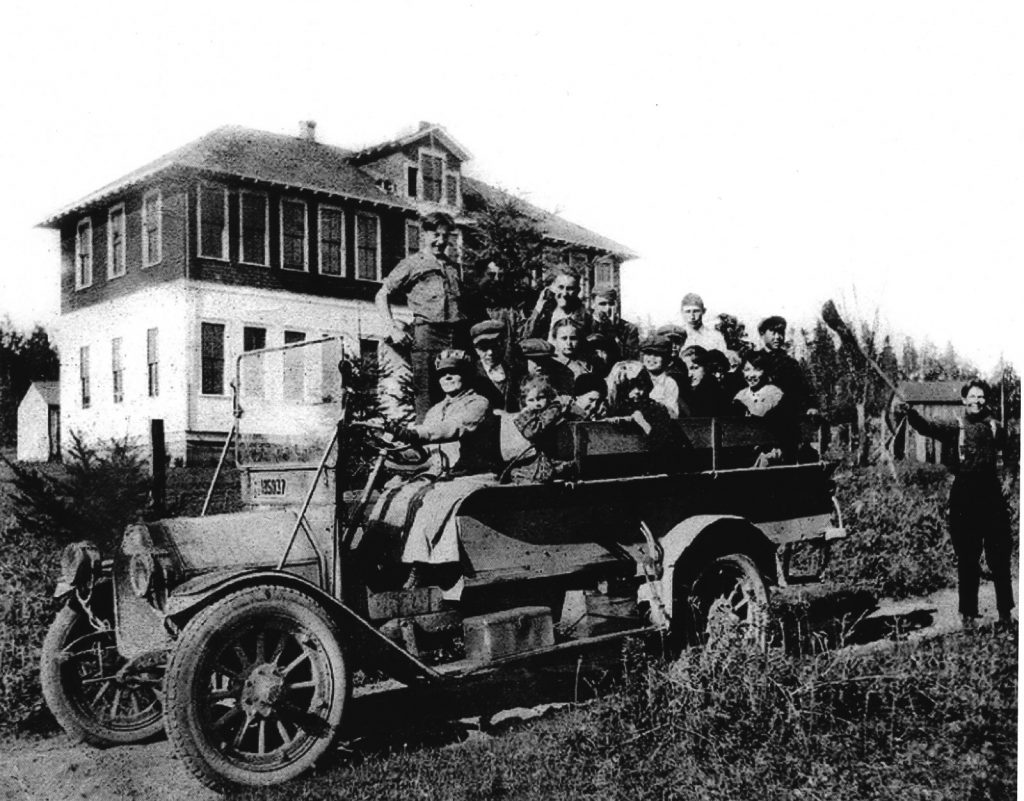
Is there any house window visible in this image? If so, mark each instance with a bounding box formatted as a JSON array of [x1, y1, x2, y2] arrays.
[[198, 185, 228, 259], [318, 206, 344, 277], [280, 199, 308, 271], [594, 259, 615, 287], [240, 191, 269, 266], [142, 191, 162, 266], [445, 174, 459, 207], [405, 221, 421, 256], [359, 338, 379, 368], [80, 346, 91, 408], [111, 338, 124, 403], [75, 218, 93, 289], [283, 330, 306, 401], [108, 204, 126, 278], [355, 214, 380, 280], [242, 326, 267, 398], [406, 165, 418, 198], [421, 153, 443, 202], [147, 328, 159, 397], [200, 322, 225, 395]]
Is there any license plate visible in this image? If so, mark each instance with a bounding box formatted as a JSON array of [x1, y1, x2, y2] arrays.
[[255, 477, 287, 497]]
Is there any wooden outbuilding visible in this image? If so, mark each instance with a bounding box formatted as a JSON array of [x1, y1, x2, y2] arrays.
[[17, 381, 61, 462], [896, 380, 963, 464]]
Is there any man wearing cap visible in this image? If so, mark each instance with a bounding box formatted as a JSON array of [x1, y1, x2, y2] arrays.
[[639, 335, 686, 419], [590, 284, 640, 360], [376, 211, 470, 422], [758, 316, 816, 415], [518, 337, 575, 398], [524, 267, 593, 344], [679, 293, 729, 355], [656, 323, 689, 383], [398, 349, 492, 475], [471, 319, 519, 411]]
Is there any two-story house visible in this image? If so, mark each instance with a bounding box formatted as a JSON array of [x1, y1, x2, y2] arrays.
[[39, 121, 635, 462]]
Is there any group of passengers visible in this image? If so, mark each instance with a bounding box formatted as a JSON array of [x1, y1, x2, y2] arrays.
[[376, 210, 817, 476]]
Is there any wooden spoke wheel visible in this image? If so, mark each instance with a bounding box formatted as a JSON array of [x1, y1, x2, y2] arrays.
[[40, 602, 163, 746], [164, 586, 350, 791], [687, 553, 769, 650]]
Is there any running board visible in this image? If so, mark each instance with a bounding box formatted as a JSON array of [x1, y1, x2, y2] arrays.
[[434, 625, 659, 679]]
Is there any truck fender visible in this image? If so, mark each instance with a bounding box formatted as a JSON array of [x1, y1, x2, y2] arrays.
[[657, 515, 778, 618], [164, 569, 439, 686]]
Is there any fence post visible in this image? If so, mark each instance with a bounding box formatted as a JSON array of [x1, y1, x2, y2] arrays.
[[150, 419, 166, 515]]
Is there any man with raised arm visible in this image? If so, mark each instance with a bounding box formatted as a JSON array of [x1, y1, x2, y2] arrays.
[[376, 211, 470, 422]]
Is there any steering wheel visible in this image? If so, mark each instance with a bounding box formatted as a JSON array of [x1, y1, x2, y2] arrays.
[[352, 421, 431, 471]]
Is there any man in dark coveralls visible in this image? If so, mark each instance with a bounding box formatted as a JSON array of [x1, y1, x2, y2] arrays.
[[757, 315, 817, 415], [376, 211, 470, 421], [897, 380, 1015, 627]]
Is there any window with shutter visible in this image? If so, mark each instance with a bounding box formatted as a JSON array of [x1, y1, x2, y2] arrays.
[[80, 346, 91, 408], [111, 338, 124, 403], [445, 174, 459, 206]]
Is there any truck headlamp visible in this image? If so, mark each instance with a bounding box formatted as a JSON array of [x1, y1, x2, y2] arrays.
[[55, 541, 100, 597], [129, 552, 156, 598]]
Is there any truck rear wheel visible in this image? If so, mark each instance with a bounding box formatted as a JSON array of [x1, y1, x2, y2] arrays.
[[163, 586, 350, 792], [684, 553, 769, 650], [40, 601, 163, 746]]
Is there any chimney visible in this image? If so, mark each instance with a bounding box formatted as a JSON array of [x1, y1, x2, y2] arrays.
[[300, 120, 317, 142], [418, 121, 432, 131]]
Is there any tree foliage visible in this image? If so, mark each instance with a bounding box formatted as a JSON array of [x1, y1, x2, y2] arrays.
[[462, 191, 547, 290], [0, 318, 59, 446]]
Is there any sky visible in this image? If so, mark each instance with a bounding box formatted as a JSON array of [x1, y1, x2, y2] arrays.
[[0, 1, 1020, 373]]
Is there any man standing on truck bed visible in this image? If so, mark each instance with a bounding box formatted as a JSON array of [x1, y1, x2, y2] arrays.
[[897, 380, 1015, 628], [376, 211, 470, 422]]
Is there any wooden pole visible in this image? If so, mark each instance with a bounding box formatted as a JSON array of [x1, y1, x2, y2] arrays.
[[150, 419, 166, 516]]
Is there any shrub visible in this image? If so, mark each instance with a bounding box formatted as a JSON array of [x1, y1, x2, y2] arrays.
[[3, 432, 151, 552]]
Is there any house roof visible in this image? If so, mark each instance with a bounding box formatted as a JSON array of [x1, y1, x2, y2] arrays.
[[347, 122, 472, 164], [39, 124, 636, 259], [898, 380, 964, 404], [461, 177, 637, 261], [32, 381, 60, 406], [39, 126, 416, 226]]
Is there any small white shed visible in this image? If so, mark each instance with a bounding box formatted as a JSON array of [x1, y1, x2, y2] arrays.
[[17, 381, 61, 462]]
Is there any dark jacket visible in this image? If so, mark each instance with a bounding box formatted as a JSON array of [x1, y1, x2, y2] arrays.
[[907, 409, 1004, 477], [472, 360, 520, 412], [761, 349, 815, 413]]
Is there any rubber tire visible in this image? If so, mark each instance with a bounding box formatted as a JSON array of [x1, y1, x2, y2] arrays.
[[40, 604, 164, 746], [163, 586, 350, 792], [681, 553, 770, 651]]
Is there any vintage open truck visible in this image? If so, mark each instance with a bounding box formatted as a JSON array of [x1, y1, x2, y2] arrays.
[[40, 339, 845, 792]]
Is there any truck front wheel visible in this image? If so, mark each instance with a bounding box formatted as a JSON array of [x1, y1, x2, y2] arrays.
[[40, 601, 164, 746], [683, 553, 769, 650], [164, 586, 350, 792]]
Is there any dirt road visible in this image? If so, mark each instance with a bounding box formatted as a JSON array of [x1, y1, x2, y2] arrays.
[[0, 580, 1013, 801]]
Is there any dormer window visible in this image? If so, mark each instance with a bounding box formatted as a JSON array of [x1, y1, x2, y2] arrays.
[[280, 198, 308, 271], [198, 185, 229, 260], [421, 153, 443, 203]]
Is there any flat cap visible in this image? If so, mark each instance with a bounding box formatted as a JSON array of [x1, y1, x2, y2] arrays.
[[639, 335, 672, 357], [518, 337, 554, 359], [680, 292, 705, 310], [655, 324, 686, 342], [471, 319, 506, 343]]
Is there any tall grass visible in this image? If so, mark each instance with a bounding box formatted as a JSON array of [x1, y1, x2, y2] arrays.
[[235, 630, 1016, 801]]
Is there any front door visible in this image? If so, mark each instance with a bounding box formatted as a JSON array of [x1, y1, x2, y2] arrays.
[[47, 405, 61, 461]]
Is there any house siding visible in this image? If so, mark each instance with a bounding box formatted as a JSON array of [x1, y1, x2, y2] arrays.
[[61, 181, 188, 314]]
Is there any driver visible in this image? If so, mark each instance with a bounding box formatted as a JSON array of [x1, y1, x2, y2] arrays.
[[395, 350, 493, 475]]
